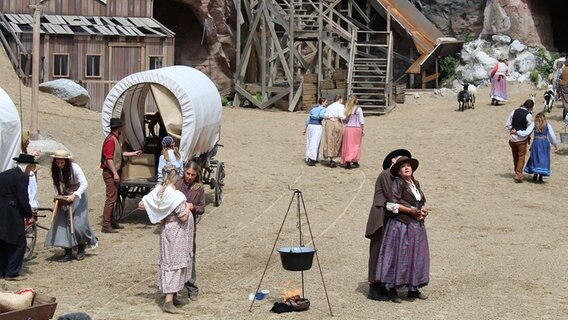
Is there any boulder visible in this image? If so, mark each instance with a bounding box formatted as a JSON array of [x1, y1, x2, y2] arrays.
[[39, 79, 90, 107]]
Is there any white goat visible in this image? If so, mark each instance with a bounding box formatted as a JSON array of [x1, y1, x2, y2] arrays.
[[466, 83, 476, 109], [543, 84, 555, 113]]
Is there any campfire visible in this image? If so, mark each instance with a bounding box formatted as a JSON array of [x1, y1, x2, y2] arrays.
[[280, 285, 310, 311]]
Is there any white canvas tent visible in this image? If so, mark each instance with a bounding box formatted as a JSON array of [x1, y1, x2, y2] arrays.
[[101, 66, 222, 161], [0, 87, 21, 171]]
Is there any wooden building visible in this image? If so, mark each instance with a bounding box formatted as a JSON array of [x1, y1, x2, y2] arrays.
[[234, 0, 462, 114], [0, 0, 175, 111]]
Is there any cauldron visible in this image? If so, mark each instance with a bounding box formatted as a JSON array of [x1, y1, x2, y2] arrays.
[[277, 246, 316, 271]]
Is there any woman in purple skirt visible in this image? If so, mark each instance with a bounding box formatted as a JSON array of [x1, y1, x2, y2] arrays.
[[376, 156, 430, 303]]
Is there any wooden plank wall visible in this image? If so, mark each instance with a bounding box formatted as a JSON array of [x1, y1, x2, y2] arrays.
[[0, 0, 153, 18], [8, 33, 174, 112]]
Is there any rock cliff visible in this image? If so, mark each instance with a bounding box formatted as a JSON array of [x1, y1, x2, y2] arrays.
[[155, 0, 564, 95]]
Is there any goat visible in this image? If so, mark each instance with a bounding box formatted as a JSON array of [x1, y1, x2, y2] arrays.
[[543, 85, 555, 113], [530, 93, 536, 103], [457, 89, 470, 112], [465, 83, 476, 109]]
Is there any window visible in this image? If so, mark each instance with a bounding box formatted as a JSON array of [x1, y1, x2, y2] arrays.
[[86, 55, 101, 77], [53, 54, 69, 77], [149, 56, 163, 70]]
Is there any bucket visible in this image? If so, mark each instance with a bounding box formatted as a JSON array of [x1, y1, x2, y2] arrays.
[[561, 129, 568, 144], [277, 246, 316, 271]]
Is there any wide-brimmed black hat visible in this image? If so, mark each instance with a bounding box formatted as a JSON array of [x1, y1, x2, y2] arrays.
[[382, 149, 412, 170], [390, 156, 419, 176], [108, 118, 123, 128], [13, 153, 38, 164]]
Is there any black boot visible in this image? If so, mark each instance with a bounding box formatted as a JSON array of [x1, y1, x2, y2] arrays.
[[367, 283, 388, 301], [76, 244, 86, 261], [58, 248, 73, 263], [387, 288, 402, 303]]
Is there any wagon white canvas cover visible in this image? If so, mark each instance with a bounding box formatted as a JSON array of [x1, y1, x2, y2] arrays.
[[101, 66, 222, 161], [0, 87, 21, 171]]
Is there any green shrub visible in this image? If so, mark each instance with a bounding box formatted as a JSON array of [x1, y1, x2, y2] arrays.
[[531, 48, 558, 85], [461, 32, 474, 43], [530, 70, 539, 84], [440, 55, 459, 82], [221, 97, 231, 106]]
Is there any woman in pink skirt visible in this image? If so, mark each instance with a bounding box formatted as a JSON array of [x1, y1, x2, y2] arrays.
[[139, 165, 194, 314], [341, 95, 364, 169], [490, 58, 509, 105]]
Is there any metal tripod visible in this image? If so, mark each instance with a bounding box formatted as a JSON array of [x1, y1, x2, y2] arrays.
[[249, 188, 333, 316]]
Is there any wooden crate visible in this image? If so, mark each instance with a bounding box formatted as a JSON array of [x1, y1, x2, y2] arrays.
[[320, 79, 335, 89], [303, 73, 318, 83], [302, 83, 317, 95], [393, 83, 406, 95], [393, 93, 405, 104], [332, 69, 347, 80], [335, 80, 347, 89]]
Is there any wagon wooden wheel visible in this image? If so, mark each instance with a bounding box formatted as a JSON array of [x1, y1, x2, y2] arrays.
[[24, 222, 37, 261], [114, 185, 127, 221], [214, 162, 225, 207]]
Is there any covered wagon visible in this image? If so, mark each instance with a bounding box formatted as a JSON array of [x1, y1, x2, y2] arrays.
[[101, 66, 224, 219], [0, 87, 21, 172]]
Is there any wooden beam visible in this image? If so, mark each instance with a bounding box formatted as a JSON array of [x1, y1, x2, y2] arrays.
[[260, 90, 289, 109], [288, 79, 304, 112], [235, 84, 263, 108]]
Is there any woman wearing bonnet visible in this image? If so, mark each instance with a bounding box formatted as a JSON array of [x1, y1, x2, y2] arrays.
[[490, 56, 509, 105], [139, 165, 194, 314], [375, 156, 430, 303]]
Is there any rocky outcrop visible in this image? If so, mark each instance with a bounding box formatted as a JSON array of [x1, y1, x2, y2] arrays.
[[38, 79, 90, 107], [418, 0, 554, 48], [154, 0, 235, 97], [154, 0, 562, 95]]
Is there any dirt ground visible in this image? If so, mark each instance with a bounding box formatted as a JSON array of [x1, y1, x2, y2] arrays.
[[1, 51, 568, 319]]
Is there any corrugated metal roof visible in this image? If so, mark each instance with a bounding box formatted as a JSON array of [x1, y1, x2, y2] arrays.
[[4, 13, 174, 37]]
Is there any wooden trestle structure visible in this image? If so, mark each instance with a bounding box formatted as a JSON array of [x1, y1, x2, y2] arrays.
[[234, 0, 396, 115]]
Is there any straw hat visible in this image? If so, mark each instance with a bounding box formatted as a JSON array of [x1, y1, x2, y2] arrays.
[[50, 150, 72, 159], [390, 156, 419, 176]]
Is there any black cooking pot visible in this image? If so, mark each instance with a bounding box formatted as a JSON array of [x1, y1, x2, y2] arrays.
[[277, 246, 316, 271]]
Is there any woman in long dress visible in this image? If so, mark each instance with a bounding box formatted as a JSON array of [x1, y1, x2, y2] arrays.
[[139, 165, 194, 314], [44, 150, 97, 262], [157, 135, 183, 182], [303, 98, 327, 166], [341, 94, 364, 169], [523, 112, 558, 183], [490, 58, 509, 105], [376, 156, 430, 303]]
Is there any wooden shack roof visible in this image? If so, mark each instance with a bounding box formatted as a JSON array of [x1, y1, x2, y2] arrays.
[[1, 13, 174, 37]]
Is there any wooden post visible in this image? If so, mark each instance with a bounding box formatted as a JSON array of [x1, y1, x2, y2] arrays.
[[29, 1, 43, 140]]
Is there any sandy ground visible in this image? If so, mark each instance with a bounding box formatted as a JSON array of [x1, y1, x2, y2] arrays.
[[1, 49, 568, 319]]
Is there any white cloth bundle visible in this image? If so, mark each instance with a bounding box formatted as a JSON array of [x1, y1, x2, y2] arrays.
[[142, 185, 186, 224], [0, 288, 34, 312]]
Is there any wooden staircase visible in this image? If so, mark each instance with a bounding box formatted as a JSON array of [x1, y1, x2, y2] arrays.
[[241, 0, 395, 113], [348, 31, 394, 115]]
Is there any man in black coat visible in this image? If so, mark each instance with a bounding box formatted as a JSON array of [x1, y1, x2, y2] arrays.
[[0, 153, 37, 281], [366, 149, 411, 300]]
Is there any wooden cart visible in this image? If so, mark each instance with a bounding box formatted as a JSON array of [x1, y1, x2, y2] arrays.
[[0, 293, 57, 320]]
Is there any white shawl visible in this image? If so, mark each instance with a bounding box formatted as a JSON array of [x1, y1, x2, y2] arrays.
[[142, 185, 187, 224]]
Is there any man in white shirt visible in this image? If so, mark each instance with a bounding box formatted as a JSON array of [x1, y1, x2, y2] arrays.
[[505, 99, 534, 183]]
